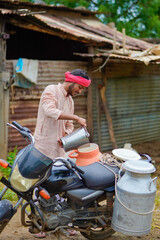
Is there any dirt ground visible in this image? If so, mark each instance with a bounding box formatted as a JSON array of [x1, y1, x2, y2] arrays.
[[0, 141, 160, 240]]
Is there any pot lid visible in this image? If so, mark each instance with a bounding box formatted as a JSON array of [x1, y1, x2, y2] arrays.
[[123, 160, 156, 174], [112, 148, 141, 162]]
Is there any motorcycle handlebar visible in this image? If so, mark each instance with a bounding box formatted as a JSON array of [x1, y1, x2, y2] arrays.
[[12, 121, 24, 130], [7, 122, 34, 144], [12, 121, 31, 133], [70, 161, 85, 174], [52, 157, 85, 175]]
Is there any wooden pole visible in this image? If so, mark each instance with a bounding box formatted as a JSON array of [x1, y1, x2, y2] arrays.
[[122, 28, 126, 54], [113, 27, 117, 51], [96, 85, 101, 150], [87, 46, 94, 142], [0, 17, 10, 159], [100, 68, 117, 149]]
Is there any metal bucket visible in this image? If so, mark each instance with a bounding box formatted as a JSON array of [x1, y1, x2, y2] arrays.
[[60, 127, 90, 152], [111, 160, 157, 236]]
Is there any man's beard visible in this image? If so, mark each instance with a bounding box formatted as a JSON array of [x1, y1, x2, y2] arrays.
[[67, 83, 75, 96]]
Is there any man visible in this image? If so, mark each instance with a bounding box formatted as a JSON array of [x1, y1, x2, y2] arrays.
[[33, 69, 91, 238], [34, 69, 91, 159]]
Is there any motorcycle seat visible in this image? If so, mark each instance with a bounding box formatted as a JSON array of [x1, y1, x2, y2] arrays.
[[67, 188, 104, 206], [79, 162, 119, 190]]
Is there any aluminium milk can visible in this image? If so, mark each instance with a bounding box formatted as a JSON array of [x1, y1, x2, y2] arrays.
[[111, 160, 157, 236]]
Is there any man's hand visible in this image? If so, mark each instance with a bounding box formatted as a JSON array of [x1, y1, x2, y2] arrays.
[[58, 139, 63, 148], [76, 117, 86, 127], [58, 112, 87, 127]]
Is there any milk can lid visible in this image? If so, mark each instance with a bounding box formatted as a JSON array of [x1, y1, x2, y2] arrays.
[[123, 160, 156, 174]]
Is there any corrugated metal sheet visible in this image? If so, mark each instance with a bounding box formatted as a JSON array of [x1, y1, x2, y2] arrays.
[[0, 0, 97, 15], [75, 52, 160, 65], [8, 100, 39, 150], [92, 76, 160, 152], [92, 60, 160, 79], [34, 14, 115, 46], [6, 60, 87, 151], [0, 0, 154, 50]]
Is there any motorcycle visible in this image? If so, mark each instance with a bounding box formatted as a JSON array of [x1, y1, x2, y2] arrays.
[[0, 121, 151, 239]]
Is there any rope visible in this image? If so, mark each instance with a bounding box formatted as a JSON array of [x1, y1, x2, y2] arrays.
[[98, 153, 155, 216], [92, 55, 110, 73], [99, 153, 123, 168]]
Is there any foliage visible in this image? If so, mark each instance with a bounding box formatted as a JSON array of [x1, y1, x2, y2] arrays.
[[0, 183, 18, 201], [0, 146, 18, 177], [22, 0, 160, 38], [0, 147, 18, 201]]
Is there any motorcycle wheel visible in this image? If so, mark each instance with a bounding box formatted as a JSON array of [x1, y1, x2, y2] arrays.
[[80, 227, 114, 240], [80, 196, 115, 240]]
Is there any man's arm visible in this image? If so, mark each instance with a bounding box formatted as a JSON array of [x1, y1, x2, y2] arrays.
[[41, 87, 86, 126], [58, 112, 86, 127]]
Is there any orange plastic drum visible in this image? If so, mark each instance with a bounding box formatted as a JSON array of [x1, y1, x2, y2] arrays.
[[68, 143, 101, 166]]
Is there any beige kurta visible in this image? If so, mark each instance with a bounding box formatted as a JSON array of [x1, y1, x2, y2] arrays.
[[34, 83, 74, 159]]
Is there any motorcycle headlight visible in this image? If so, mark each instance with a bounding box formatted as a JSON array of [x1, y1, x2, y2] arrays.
[[10, 164, 39, 192]]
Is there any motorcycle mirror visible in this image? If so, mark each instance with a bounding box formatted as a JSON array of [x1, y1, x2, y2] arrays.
[[0, 159, 9, 168]]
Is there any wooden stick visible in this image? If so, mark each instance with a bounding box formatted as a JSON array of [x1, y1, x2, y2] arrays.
[[87, 46, 94, 142], [113, 27, 117, 51], [122, 28, 126, 54], [100, 70, 117, 149], [96, 85, 101, 150]]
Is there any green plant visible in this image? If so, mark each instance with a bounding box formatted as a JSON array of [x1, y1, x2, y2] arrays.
[[0, 182, 18, 201], [0, 147, 19, 202], [0, 146, 18, 177]]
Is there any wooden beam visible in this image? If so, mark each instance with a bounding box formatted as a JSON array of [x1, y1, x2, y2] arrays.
[[96, 84, 101, 150], [113, 27, 117, 51], [0, 17, 10, 159], [100, 68, 117, 149], [87, 46, 94, 142], [122, 28, 126, 54]]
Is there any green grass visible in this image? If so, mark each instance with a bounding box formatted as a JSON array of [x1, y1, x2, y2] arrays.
[[154, 177, 160, 207], [151, 177, 160, 230], [0, 147, 18, 202], [0, 146, 18, 177], [0, 181, 18, 202]]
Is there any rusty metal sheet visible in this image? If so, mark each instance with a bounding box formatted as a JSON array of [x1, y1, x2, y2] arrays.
[[34, 14, 114, 45], [0, 0, 97, 15], [74, 52, 160, 65], [8, 100, 39, 151], [81, 18, 153, 50], [92, 75, 160, 152]]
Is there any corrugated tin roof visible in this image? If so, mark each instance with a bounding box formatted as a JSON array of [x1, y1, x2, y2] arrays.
[[74, 46, 160, 65], [34, 14, 115, 46], [0, 0, 154, 51], [0, 0, 97, 15]]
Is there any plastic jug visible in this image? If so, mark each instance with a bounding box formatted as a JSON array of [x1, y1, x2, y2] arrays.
[[68, 143, 101, 166]]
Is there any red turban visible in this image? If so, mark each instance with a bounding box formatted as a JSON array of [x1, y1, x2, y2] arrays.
[[65, 72, 91, 87]]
